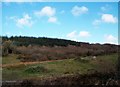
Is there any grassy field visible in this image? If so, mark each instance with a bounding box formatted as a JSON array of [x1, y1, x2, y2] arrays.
[[2, 54, 20, 64], [2, 53, 118, 81]]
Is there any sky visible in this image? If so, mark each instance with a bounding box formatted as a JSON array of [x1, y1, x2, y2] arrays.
[[2, 2, 118, 44]]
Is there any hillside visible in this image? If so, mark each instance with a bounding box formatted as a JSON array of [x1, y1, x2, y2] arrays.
[[1, 36, 118, 59], [2, 36, 81, 46], [1, 36, 120, 86], [2, 36, 118, 47]]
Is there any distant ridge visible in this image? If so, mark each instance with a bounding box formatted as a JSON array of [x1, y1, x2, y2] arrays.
[[1, 36, 118, 47]]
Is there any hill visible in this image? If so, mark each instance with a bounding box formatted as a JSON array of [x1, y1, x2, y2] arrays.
[[1, 36, 118, 47]]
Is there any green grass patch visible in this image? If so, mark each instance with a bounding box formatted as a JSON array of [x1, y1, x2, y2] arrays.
[[74, 57, 90, 63], [2, 54, 20, 64], [2, 53, 118, 81], [24, 65, 48, 74]]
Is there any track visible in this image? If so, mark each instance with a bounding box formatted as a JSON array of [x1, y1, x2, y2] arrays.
[[0, 59, 66, 68]]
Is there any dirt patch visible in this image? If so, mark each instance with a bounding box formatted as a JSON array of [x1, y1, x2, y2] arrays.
[[1, 59, 66, 68]]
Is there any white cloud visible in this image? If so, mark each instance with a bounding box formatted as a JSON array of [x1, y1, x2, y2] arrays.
[[101, 7, 106, 11], [101, 4, 111, 12], [67, 31, 77, 38], [101, 14, 117, 23], [104, 34, 117, 44], [35, 6, 60, 24], [35, 6, 55, 17], [66, 30, 91, 41], [9, 16, 17, 21], [71, 6, 88, 16], [79, 31, 91, 37], [93, 14, 117, 27], [5, 32, 10, 36], [66, 31, 78, 41], [16, 14, 33, 28], [48, 17, 57, 23], [92, 19, 101, 26]]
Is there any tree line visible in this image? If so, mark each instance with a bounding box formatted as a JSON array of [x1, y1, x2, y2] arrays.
[[2, 36, 82, 47], [1, 36, 119, 57]]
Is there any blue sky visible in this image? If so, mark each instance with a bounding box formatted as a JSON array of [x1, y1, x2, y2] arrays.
[[2, 2, 118, 44]]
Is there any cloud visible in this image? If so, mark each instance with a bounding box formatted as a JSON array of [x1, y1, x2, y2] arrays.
[[104, 34, 117, 44], [92, 19, 101, 26], [101, 14, 117, 23], [5, 32, 11, 36], [66, 31, 78, 41], [9, 16, 17, 20], [79, 31, 91, 37], [101, 7, 106, 11], [66, 30, 91, 41], [35, 6, 59, 24], [67, 31, 77, 38], [48, 17, 57, 23], [16, 14, 33, 28], [71, 6, 88, 16], [93, 14, 117, 27], [35, 6, 55, 17], [101, 4, 111, 12]]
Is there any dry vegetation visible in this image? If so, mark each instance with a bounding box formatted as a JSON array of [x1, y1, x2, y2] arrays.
[[14, 44, 117, 62], [2, 53, 119, 86], [1, 37, 120, 86]]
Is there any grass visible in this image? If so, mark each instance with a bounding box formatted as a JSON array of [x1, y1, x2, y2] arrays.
[[90, 53, 118, 73], [2, 54, 20, 64], [24, 65, 48, 74], [2, 53, 118, 81], [2, 58, 93, 80]]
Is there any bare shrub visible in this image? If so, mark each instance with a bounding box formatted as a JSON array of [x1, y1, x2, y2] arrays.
[[15, 45, 118, 62]]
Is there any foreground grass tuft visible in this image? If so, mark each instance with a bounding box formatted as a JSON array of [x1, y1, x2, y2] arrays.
[[24, 65, 48, 74]]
